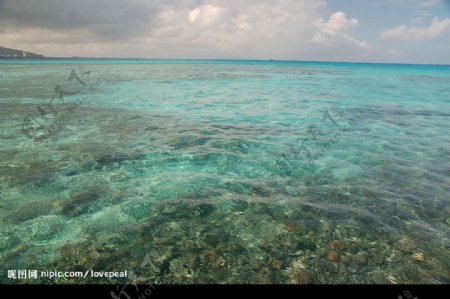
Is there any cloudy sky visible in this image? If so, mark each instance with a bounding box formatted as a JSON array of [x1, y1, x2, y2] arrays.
[[0, 0, 449, 64]]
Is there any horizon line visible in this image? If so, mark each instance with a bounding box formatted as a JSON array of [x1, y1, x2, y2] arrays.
[[1, 56, 449, 66]]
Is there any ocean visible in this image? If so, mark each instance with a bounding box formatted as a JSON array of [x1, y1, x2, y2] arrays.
[[0, 59, 449, 283]]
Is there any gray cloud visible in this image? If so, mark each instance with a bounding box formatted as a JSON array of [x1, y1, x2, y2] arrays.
[[0, 0, 380, 62], [0, 0, 160, 39]]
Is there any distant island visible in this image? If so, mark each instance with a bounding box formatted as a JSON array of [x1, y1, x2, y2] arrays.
[[0, 46, 45, 59]]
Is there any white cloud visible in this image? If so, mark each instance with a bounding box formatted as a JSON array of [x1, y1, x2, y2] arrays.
[[138, 0, 370, 59], [313, 11, 368, 48], [323, 11, 359, 32], [188, 4, 222, 26], [380, 17, 450, 41], [151, 1, 325, 45]]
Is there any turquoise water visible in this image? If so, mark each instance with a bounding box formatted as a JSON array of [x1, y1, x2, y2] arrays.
[[0, 59, 449, 283]]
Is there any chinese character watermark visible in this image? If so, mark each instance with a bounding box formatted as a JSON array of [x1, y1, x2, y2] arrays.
[[274, 106, 356, 177], [398, 290, 418, 299], [22, 66, 102, 142], [7, 269, 38, 280], [110, 254, 157, 299]]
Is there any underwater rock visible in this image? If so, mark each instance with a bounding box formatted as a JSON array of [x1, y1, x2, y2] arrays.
[[411, 252, 425, 262], [60, 243, 79, 259], [15, 245, 29, 253], [152, 238, 172, 246], [129, 260, 140, 269], [326, 251, 339, 262], [330, 240, 344, 252], [20, 215, 66, 241], [359, 189, 379, 198], [283, 219, 298, 233], [79, 142, 146, 168], [169, 254, 198, 281], [65, 170, 78, 176], [284, 257, 311, 284], [339, 255, 351, 265], [26, 254, 37, 266], [272, 259, 283, 269], [88, 250, 101, 261], [297, 239, 317, 251], [201, 249, 215, 264], [6, 161, 58, 187], [230, 199, 249, 212], [202, 232, 221, 245], [352, 251, 368, 266], [223, 181, 272, 197], [93, 152, 128, 166], [59, 188, 102, 216], [194, 203, 216, 218], [170, 136, 210, 150], [4, 200, 56, 224], [250, 185, 273, 197], [369, 270, 392, 284], [293, 271, 310, 284], [0, 232, 20, 250]]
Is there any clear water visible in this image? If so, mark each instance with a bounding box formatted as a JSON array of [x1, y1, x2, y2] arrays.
[[0, 59, 449, 283]]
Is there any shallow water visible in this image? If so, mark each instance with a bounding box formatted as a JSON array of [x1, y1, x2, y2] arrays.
[[0, 60, 449, 283]]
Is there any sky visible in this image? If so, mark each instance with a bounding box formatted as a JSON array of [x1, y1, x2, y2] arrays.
[[0, 0, 449, 64]]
